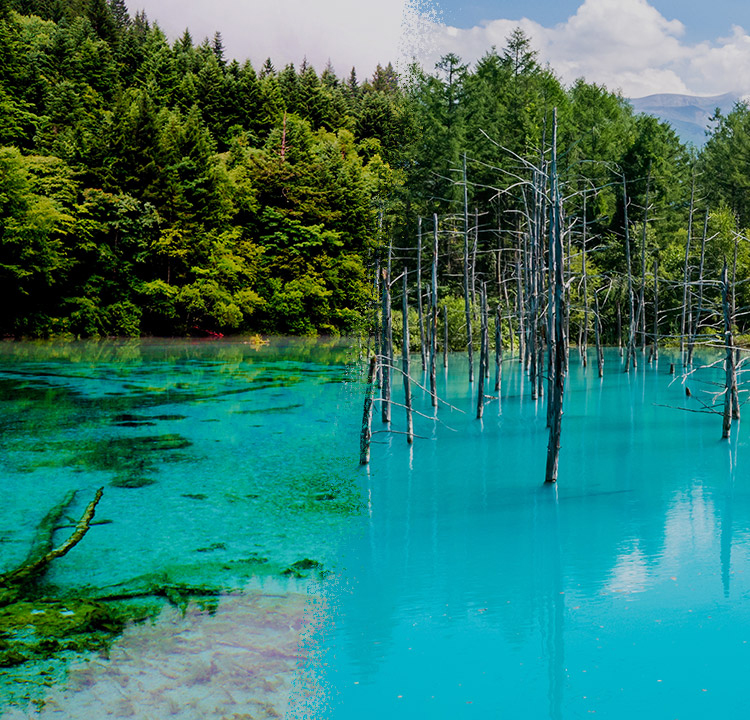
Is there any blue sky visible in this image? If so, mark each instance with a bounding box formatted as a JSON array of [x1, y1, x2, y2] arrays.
[[132, 0, 750, 98], [437, 0, 746, 43]]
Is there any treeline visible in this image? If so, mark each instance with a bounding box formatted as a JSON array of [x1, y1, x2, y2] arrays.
[[0, 0, 410, 336], [1, 0, 749, 339]]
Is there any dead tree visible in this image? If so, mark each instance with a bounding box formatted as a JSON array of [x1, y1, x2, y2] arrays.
[[430, 214, 439, 408], [380, 265, 392, 423], [687, 209, 709, 365], [477, 283, 488, 419], [622, 174, 637, 372], [545, 109, 567, 484], [594, 290, 604, 378], [653, 255, 659, 360], [402, 270, 414, 444], [722, 261, 739, 438], [417, 217, 427, 371], [638, 168, 651, 353], [463, 154, 474, 382], [581, 190, 589, 367], [680, 172, 696, 356], [0, 488, 104, 606], [495, 305, 503, 395], [359, 356, 378, 464]]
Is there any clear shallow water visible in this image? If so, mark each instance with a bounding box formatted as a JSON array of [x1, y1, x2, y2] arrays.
[[0, 337, 363, 596], [298, 347, 750, 720]]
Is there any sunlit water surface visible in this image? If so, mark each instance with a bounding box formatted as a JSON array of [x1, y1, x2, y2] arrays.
[[2, 340, 749, 720], [297, 346, 750, 720]]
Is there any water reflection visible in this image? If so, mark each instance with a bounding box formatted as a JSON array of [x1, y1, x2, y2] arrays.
[[314, 348, 750, 719]]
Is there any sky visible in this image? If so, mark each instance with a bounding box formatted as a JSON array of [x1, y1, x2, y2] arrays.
[[128, 0, 750, 98]]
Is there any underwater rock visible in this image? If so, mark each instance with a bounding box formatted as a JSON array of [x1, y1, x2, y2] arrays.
[[282, 559, 323, 578], [196, 543, 226, 553], [110, 476, 157, 489], [0, 599, 123, 637]]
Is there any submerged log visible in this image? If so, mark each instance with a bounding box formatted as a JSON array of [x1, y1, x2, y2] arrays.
[[0, 488, 104, 606]]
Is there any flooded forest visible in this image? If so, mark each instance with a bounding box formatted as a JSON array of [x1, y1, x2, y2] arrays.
[[2, 0, 750, 717]]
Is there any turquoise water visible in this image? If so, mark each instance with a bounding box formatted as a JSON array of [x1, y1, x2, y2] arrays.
[[301, 347, 750, 720], [2, 340, 749, 719], [0, 338, 363, 598]]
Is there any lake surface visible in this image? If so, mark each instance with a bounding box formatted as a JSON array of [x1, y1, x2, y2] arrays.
[[1, 340, 748, 719], [297, 346, 750, 720]]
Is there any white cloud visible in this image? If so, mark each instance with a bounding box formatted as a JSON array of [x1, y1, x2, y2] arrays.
[[410, 0, 750, 98], [128, 0, 750, 96], [130, 0, 417, 77]]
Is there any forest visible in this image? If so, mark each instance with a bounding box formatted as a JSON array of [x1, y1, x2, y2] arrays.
[[1, 0, 750, 341]]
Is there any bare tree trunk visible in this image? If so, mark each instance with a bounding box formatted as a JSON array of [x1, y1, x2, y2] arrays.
[[430, 214, 439, 408], [417, 217, 426, 371], [471, 207, 479, 319], [380, 264, 392, 423], [477, 283, 487, 419], [495, 305, 503, 394], [463, 154, 474, 382], [687, 209, 709, 365], [622, 175, 637, 372], [359, 356, 378, 464], [594, 291, 604, 378], [680, 171, 696, 357], [722, 261, 738, 438], [639, 167, 651, 354], [581, 190, 589, 367], [373, 256, 381, 386], [443, 304, 448, 369], [402, 270, 414, 444], [515, 252, 525, 364], [653, 255, 659, 360], [545, 109, 566, 484]]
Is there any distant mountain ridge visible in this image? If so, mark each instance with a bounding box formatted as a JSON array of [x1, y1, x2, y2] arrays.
[[629, 92, 741, 146]]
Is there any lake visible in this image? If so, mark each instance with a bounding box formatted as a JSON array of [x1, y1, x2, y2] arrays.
[[1, 340, 748, 719]]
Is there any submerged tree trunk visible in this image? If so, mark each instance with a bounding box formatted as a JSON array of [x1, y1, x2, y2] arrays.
[[381, 265, 392, 423], [545, 109, 566, 485], [402, 270, 414, 444], [594, 291, 604, 378], [722, 262, 738, 439], [581, 190, 589, 367], [359, 356, 378, 464], [515, 252, 525, 364], [477, 283, 487, 419], [430, 214, 439, 409], [0, 488, 104, 605], [495, 305, 502, 395], [417, 217, 426, 371], [653, 255, 659, 361]]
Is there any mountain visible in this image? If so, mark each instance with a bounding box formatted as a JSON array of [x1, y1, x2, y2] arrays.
[[629, 92, 741, 146]]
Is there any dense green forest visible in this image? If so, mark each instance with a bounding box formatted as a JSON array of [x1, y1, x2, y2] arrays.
[[1, 0, 749, 339]]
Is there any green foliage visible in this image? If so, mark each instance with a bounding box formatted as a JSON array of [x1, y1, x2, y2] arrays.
[[0, 5, 746, 341]]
